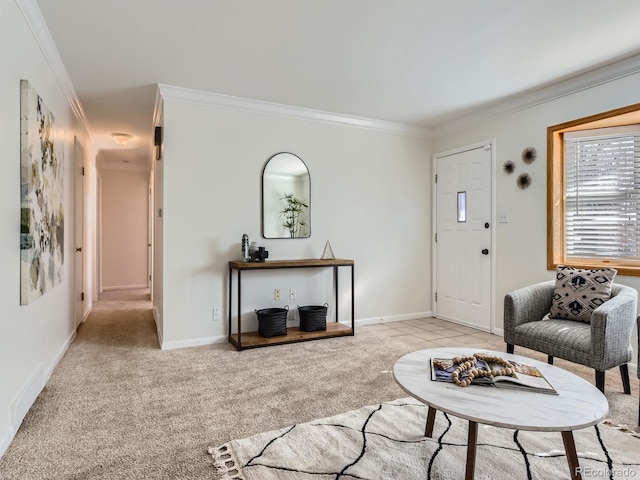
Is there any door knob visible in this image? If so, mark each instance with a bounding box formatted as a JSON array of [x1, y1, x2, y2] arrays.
[[481, 249, 489, 255], [76, 247, 82, 252]]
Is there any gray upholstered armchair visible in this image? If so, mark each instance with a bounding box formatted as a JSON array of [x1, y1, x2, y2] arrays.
[[504, 280, 637, 394]]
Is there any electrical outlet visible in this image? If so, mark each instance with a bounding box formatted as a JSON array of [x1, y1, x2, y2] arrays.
[[274, 288, 280, 301], [212, 308, 220, 321], [289, 288, 296, 300]]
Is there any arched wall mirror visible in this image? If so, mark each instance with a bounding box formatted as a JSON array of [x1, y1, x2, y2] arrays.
[[262, 152, 311, 238]]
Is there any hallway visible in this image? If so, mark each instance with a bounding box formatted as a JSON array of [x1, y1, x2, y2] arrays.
[[83, 288, 157, 348]]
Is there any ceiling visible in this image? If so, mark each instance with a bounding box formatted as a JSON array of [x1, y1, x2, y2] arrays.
[[34, 0, 640, 170]]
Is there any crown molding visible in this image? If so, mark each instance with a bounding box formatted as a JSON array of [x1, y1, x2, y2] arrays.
[[157, 84, 432, 139], [16, 0, 94, 142], [433, 52, 640, 138]]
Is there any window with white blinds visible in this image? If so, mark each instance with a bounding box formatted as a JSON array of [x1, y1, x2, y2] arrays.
[[564, 127, 640, 261]]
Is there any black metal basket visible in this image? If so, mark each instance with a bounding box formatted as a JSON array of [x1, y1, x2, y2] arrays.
[[298, 303, 328, 332], [255, 306, 288, 337]]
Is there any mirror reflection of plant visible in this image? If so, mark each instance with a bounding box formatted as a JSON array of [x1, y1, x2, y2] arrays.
[[280, 193, 308, 238]]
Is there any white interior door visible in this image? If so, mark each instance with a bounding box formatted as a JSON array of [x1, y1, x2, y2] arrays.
[[148, 172, 153, 296], [74, 137, 85, 326], [435, 143, 492, 331]]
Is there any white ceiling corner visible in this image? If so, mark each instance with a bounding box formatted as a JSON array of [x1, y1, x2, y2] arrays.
[[434, 52, 640, 138], [16, 0, 94, 142]]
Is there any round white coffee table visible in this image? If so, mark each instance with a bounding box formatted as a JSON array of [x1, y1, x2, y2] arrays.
[[393, 347, 608, 480]]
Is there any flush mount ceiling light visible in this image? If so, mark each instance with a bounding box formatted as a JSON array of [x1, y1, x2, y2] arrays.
[[111, 132, 133, 146]]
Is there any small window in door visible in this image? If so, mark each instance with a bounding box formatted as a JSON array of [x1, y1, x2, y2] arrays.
[[457, 191, 466, 222]]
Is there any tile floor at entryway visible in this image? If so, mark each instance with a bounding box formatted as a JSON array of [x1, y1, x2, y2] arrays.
[[361, 316, 503, 351]]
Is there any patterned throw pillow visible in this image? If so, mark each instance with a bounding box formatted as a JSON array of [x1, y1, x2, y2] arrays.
[[548, 265, 617, 323]]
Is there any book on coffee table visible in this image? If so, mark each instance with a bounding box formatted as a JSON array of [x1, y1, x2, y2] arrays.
[[430, 357, 558, 395]]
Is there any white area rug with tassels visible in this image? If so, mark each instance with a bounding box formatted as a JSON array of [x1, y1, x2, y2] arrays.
[[210, 397, 640, 480]]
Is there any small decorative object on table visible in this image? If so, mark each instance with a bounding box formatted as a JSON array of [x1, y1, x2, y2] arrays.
[[254, 246, 269, 262], [255, 306, 288, 337], [449, 353, 513, 387], [431, 353, 557, 394], [321, 240, 335, 260], [241, 234, 250, 261], [298, 303, 328, 331]]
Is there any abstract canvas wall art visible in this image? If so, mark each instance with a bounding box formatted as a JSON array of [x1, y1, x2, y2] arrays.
[[20, 80, 64, 305]]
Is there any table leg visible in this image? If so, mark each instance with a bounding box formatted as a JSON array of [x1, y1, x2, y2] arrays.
[[237, 270, 242, 349], [561, 431, 582, 480], [333, 266, 339, 324], [424, 407, 436, 437], [465, 421, 478, 480]]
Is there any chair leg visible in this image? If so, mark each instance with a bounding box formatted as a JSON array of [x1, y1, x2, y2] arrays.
[[619, 364, 631, 394], [595, 370, 605, 394], [506, 344, 514, 354], [547, 356, 554, 365]]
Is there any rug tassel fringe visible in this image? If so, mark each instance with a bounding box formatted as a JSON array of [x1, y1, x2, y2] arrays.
[[603, 419, 640, 438], [208, 444, 244, 480]]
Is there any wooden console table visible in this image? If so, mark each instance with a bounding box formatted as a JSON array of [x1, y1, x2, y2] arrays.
[[228, 258, 355, 350]]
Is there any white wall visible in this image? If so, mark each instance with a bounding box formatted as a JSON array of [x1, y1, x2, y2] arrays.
[[433, 70, 640, 364], [158, 91, 433, 348], [0, 0, 94, 457], [99, 168, 149, 290]]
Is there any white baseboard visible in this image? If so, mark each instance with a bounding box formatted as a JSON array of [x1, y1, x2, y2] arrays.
[[11, 328, 74, 429], [0, 425, 14, 459], [102, 284, 148, 292], [45, 329, 76, 383], [162, 313, 434, 350], [161, 334, 227, 350], [153, 306, 162, 347], [3, 327, 76, 460], [355, 311, 433, 327], [9, 363, 43, 440]]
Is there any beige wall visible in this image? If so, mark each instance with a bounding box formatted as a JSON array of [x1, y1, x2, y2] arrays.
[[158, 92, 433, 347], [99, 168, 149, 290]]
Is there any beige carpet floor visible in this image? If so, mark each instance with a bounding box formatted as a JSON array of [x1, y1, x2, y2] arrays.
[[0, 290, 637, 479]]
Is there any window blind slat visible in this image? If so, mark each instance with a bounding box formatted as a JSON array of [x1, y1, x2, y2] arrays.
[[564, 131, 640, 260]]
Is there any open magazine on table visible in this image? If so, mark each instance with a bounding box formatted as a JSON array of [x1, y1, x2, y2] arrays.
[[430, 356, 558, 395]]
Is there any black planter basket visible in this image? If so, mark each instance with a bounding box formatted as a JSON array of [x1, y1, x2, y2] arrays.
[[298, 303, 328, 332], [255, 306, 288, 337]]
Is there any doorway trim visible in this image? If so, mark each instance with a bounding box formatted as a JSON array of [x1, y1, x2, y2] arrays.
[[431, 139, 497, 333], [73, 137, 86, 326]]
